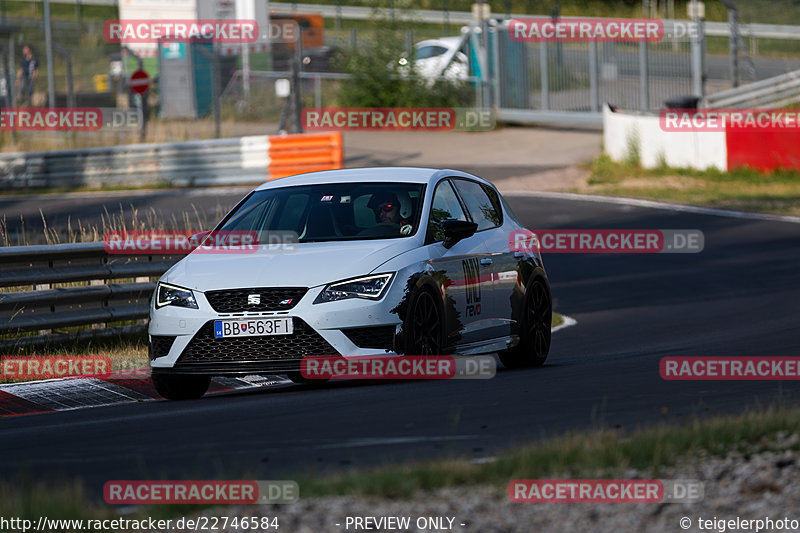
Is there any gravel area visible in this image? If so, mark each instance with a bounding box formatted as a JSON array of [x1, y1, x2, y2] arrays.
[[185, 436, 800, 533]]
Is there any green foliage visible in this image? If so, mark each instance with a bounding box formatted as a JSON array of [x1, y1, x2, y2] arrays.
[[624, 128, 642, 167], [333, 19, 473, 108]]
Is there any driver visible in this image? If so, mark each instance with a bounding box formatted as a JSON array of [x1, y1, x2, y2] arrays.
[[367, 191, 406, 225]]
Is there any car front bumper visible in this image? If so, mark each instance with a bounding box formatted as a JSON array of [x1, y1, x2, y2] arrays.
[[148, 284, 404, 376]]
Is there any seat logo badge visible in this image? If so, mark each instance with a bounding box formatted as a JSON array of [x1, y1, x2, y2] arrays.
[[280, 299, 293, 305], [247, 294, 261, 305]]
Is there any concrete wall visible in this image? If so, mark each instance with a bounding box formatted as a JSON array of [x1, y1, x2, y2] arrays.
[[603, 104, 728, 171]]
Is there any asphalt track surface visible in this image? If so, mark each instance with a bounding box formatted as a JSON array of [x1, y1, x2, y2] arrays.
[[1, 194, 799, 496]]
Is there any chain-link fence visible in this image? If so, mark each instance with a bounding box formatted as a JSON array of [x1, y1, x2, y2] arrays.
[[2, 5, 800, 142]]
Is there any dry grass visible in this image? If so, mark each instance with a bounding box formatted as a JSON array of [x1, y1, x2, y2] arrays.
[[584, 155, 800, 215], [0, 203, 228, 247]]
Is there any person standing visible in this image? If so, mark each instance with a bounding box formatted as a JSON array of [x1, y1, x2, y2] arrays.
[[16, 45, 39, 106]]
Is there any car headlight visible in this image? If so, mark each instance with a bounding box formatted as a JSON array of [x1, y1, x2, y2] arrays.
[[155, 282, 198, 309], [314, 273, 394, 303]]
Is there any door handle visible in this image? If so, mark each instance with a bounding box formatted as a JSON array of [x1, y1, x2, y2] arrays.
[[480, 257, 493, 266]]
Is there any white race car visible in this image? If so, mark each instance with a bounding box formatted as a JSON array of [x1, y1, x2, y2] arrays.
[[148, 167, 551, 399]]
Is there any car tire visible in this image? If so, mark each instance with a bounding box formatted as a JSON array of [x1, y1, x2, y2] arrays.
[[499, 276, 552, 369], [405, 287, 444, 355], [152, 373, 210, 400]]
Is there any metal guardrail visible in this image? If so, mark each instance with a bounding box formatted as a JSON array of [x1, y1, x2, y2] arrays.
[[702, 69, 800, 108], [39, 0, 800, 40], [0, 135, 270, 189], [272, 3, 800, 40], [0, 242, 184, 347]]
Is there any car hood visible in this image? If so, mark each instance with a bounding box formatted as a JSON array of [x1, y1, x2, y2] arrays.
[[161, 239, 414, 291]]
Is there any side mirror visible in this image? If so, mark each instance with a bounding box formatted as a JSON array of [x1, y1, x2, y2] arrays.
[[442, 219, 478, 249]]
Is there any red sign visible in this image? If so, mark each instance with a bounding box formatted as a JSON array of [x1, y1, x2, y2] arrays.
[[129, 69, 150, 94]]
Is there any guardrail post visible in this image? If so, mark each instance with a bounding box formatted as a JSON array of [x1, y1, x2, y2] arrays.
[[728, 7, 740, 88], [589, 40, 599, 112], [539, 42, 549, 110], [35, 283, 52, 336], [491, 25, 501, 110], [690, 0, 706, 98], [639, 40, 649, 110]]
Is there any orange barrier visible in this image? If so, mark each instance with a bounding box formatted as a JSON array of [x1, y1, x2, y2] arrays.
[[267, 131, 344, 180]]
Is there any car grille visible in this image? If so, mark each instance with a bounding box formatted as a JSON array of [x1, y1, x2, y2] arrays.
[[176, 319, 337, 364], [204, 287, 307, 313], [149, 335, 176, 360], [342, 325, 396, 350]]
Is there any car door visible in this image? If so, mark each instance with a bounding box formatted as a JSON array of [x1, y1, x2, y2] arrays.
[[451, 178, 511, 340], [425, 178, 494, 348]]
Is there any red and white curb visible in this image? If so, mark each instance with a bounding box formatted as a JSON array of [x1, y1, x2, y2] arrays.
[[0, 319, 575, 418], [0, 369, 288, 417]]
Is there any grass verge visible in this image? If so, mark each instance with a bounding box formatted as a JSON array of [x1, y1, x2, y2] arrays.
[[0, 332, 149, 384], [582, 155, 800, 215], [297, 401, 800, 498], [2, 401, 799, 518]]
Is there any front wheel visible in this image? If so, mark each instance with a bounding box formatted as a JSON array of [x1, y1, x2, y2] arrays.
[[499, 277, 552, 368], [152, 373, 210, 400], [406, 288, 444, 355]]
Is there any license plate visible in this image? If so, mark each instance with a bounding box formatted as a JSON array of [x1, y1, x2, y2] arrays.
[[213, 318, 294, 338]]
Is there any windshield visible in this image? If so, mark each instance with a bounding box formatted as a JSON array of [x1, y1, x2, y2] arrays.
[[216, 182, 426, 242]]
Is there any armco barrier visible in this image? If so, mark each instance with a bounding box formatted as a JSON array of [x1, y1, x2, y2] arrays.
[[0, 242, 185, 347], [0, 132, 344, 189], [267, 132, 344, 180]]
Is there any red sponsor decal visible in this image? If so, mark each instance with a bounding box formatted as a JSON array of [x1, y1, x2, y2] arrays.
[[509, 18, 663, 42], [1, 355, 112, 380], [104, 19, 258, 44], [509, 479, 663, 502], [660, 357, 800, 380], [301, 355, 457, 380]]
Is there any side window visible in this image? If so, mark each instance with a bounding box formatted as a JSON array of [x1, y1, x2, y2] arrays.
[[453, 179, 502, 230], [481, 184, 504, 226], [427, 180, 467, 243], [416, 45, 448, 59]]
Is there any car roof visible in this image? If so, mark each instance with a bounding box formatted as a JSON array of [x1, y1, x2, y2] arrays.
[[254, 167, 491, 190], [415, 37, 463, 49]]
